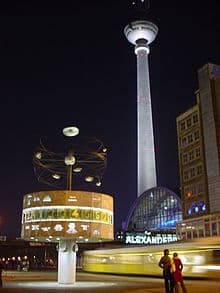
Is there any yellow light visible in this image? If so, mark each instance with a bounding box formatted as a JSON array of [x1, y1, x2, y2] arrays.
[[35, 152, 42, 159], [65, 155, 76, 166], [85, 176, 94, 182], [52, 174, 61, 179], [73, 167, 82, 172]]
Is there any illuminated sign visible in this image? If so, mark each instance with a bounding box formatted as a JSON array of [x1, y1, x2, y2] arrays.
[[125, 231, 177, 245], [22, 206, 112, 224], [21, 190, 114, 242]]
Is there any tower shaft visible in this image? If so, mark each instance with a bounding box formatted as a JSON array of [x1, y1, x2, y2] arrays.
[[124, 18, 158, 197], [136, 45, 156, 196]]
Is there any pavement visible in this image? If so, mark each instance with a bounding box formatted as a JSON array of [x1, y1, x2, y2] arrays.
[[1, 270, 220, 292]]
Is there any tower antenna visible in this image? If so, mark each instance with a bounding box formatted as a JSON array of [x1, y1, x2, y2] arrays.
[[129, 0, 151, 23], [131, 0, 150, 11], [146, 0, 150, 11]]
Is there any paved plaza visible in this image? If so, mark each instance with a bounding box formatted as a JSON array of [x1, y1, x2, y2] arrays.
[[1, 270, 220, 292]]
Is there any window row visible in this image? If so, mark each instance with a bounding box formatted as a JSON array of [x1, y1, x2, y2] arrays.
[[183, 164, 203, 182], [184, 182, 205, 199], [181, 130, 200, 149], [177, 214, 220, 240], [179, 113, 199, 132], [182, 147, 201, 165]]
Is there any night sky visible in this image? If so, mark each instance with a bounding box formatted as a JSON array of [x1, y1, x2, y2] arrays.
[[1, 1, 220, 238]]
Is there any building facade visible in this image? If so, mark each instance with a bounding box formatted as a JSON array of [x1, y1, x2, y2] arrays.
[[176, 101, 209, 219], [176, 63, 220, 239]]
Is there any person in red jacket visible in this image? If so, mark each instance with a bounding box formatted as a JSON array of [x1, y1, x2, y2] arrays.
[[172, 252, 187, 293]]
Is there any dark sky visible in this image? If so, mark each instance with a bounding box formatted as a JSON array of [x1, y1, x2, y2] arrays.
[[1, 1, 220, 237]]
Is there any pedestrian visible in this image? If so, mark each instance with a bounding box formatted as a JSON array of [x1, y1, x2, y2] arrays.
[[172, 252, 187, 293], [0, 260, 4, 287], [158, 248, 174, 293]]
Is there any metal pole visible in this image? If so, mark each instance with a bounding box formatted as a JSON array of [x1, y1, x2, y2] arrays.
[[67, 165, 73, 190]]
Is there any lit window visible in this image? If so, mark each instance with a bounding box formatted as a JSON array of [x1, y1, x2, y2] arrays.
[[194, 130, 199, 140], [197, 165, 203, 175], [183, 171, 189, 181], [193, 114, 198, 124], [190, 168, 195, 178], [180, 122, 186, 131], [188, 134, 193, 143], [195, 147, 200, 158], [189, 150, 194, 161], [181, 137, 188, 148], [182, 153, 188, 163], [187, 118, 192, 127]]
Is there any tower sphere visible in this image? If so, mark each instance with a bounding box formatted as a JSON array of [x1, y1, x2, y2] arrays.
[[124, 20, 158, 46]]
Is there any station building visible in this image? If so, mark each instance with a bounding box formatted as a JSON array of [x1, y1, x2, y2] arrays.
[[125, 186, 182, 232], [116, 186, 182, 245]]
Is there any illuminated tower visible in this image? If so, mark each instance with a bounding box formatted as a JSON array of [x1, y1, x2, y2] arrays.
[[124, 0, 158, 196]]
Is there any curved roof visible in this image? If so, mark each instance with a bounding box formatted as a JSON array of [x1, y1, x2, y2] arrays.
[[125, 186, 182, 232]]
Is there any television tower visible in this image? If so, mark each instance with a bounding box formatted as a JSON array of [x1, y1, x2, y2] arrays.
[[124, 0, 158, 196]]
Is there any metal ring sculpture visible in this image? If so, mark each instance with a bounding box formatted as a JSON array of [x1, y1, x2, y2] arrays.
[[33, 130, 107, 190]]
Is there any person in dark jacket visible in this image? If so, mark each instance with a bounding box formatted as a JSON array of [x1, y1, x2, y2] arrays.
[[158, 249, 174, 293]]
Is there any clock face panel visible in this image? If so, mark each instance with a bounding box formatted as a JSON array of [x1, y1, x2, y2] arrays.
[[21, 190, 114, 242]]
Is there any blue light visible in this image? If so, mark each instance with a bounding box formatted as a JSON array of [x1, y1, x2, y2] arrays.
[[202, 204, 206, 211], [158, 219, 177, 228], [187, 208, 192, 215], [195, 206, 199, 213]]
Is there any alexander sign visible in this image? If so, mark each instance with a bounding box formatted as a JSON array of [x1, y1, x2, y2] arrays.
[[125, 231, 177, 245]]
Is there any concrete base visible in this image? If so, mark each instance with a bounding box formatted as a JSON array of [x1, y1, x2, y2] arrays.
[[58, 239, 77, 284]]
